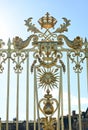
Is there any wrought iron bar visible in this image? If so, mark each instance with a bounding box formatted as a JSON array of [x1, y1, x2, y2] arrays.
[[6, 41, 11, 130], [57, 66, 61, 130], [26, 51, 29, 130], [67, 52, 72, 130], [60, 67, 64, 130], [0, 118, 1, 130], [16, 57, 20, 130], [77, 56, 82, 130], [86, 58, 88, 93], [6, 58, 10, 130], [34, 66, 40, 130], [34, 67, 36, 130]]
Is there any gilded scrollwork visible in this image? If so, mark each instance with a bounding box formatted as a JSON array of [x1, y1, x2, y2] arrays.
[[0, 12, 88, 130], [68, 51, 85, 73], [11, 51, 28, 73], [12, 34, 38, 49], [32, 40, 64, 70], [0, 51, 8, 73], [40, 117, 56, 130], [57, 34, 83, 49]]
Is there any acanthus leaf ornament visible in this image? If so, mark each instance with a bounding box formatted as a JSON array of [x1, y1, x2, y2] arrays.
[[53, 17, 71, 33], [24, 17, 42, 33]]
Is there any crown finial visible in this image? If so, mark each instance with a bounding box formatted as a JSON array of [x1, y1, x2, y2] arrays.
[[38, 12, 57, 29]]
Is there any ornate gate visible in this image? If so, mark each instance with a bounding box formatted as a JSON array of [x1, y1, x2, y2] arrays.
[[0, 12, 88, 130]]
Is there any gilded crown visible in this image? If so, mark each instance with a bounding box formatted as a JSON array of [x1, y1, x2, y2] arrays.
[[38, 12, 57, 29]]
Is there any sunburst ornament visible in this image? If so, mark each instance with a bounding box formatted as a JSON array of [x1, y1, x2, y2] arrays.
[[37, 68, 59, 90]]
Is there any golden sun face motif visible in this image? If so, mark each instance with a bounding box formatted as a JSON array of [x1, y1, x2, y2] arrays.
[[37, 68, 59, 90]]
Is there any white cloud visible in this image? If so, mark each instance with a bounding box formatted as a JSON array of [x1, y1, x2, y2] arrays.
[[50, 90, 88, 115], [63, 92, 88, 105]]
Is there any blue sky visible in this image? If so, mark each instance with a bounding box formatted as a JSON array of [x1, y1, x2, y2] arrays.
[[0, 0, 88, 42], [0, 0, 88, 120]]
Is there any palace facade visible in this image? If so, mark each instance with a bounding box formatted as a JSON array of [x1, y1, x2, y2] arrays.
[[0, 108, 88, 130]]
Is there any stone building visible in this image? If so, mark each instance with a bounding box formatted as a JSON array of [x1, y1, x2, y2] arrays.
[[0, 108, 88, 130]]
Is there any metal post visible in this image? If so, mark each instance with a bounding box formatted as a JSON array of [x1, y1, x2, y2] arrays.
[[34, 66, 40, 130], [26, 52, 29, 130], [0, 118, 1, 130], [77, 56, 82, 130], [60, 67, 64, 130], [67, 52, 72, 130], [34, 67, 36, 130], [16, 57, 20, 130], [86, 58, 88, 93], [6, 41, 11, 130], [57, 66, 61, 130]]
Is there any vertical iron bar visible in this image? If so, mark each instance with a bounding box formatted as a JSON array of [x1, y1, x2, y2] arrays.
[[57, 72, 61, 130], [77, 56, 82, 130], [0, 119, 1, 130], [86, 58, 88, 93], [60, 67, 64, 130], [26, 52, 29, 130], [67, 52, 72, 130], [34, 66, 36, 130], [16, 57, 20, 130], [6, 42, 11, 130], [34, 67, 40, 130], [57, 67, 61, 130]]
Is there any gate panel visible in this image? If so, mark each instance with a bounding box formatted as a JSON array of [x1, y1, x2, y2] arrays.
[[0, 13, 88, 130]]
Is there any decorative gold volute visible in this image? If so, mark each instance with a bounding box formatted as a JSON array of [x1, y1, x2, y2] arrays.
[[12, 12, 84, 51]]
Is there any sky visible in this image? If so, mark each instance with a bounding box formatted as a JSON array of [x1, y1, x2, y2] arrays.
[[0, 0, 88, 121]]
